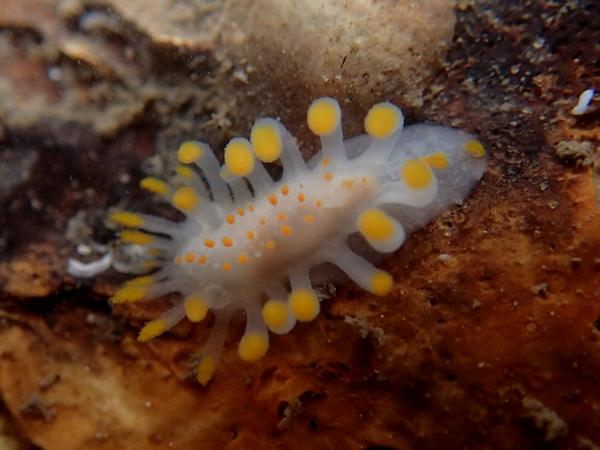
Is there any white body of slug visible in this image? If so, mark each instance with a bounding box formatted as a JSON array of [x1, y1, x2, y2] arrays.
[[70, 97, 487, 385]]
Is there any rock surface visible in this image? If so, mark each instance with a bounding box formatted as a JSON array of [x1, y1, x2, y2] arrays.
[[0, 0, 599, 449]]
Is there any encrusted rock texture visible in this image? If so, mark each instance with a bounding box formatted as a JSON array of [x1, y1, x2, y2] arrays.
[[0, 0, 599, 449]]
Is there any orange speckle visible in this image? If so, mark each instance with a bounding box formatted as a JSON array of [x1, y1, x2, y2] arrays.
[[247, 230, 255, 240], [323, 172, 333, 182], [304, 214, 315, 224], [222, 262, 232, 272], [204, 239, 215, 248], [185, 252, 196, 263], [342, 179, 354, 189], [259, 217, 267, 226], [248, 203, 255, 212], [315, 200, 323, 208], [297, 193, 305, 203], [238, 254, 248, 265], [222, 236, 234, 247], [281, 225, 292, 236], [277, 212, 286, 222], [281, 185, 290, 196], [198, 255, 208, 265], [268, 194, 278, 206], [322, 157, 331, 167], [237, 207, 245, 216], [265, 240, 276, 250], [226, 215, 235, 225]]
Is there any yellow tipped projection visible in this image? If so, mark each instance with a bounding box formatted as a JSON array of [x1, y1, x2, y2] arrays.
[[357, 208, 395, 241], [364, 102, 401, 139], [138, 319, 167, 342], [289, 289, 319, 322], [401, 159, 433, 189], [124, 275, 154, 287], [111, 285, 147, 304], [197, 355, 216, 386], [423, 152, 449, 169], [463, 139, 486, 158], [262, 300, 288, 331], [307, 97, 340, 136], [172, 186, 199, 211], [251, 122, 282, 162], [120, 230, 154, 245], [238, 332, 269, 362], [371, 271, 394, 296], [177, 141, 204, 164], [225, 138, 255, 177], [109, 210, 144, 228], [175, 165, 194, 179], [140, 177, 169, 196], [184, 293, 208, 323]]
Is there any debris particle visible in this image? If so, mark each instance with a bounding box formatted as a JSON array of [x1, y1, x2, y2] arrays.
[[571, 88, 595, 115], [277, 398, 303, 430], [521, 397, 568, 441], [531, 282, 549, 298], [344, 315, 385, 345], [555, 141, 595, 167]]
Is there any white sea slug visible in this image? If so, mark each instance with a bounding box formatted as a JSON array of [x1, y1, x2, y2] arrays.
[[103, 97, 487, 385]]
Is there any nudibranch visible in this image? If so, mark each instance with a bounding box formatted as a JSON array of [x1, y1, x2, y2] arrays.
[[90, 98, 487, 384]]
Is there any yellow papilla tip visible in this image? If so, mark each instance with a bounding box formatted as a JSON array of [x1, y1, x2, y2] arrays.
[[172, 186, 199, 211], [109, 210, 144, 228], [251, 123, 282, 162], [138, 319, 167, 343], [371, 271, 394, 296], [357, 208, 395, 241], [423, 152, 449, 169], [185, 294, 208, 323], [225, 138, 255, 177], [262, 300, 288, 331], [364, 102, 401, 139], [289, 289, 319, 322], [307, 98, 340, 136], [124, 275, 154, 287], [175, 165, 194, 178], [120, 230, 154, 245], [463, 139, 486, 158], [238, 332, 269, 362], [140, 177, 169, 196], [111, 285, 147, 304], [177, 141, 204, 164], [197, 355, 216, 385], [401, 159, 433, 189]]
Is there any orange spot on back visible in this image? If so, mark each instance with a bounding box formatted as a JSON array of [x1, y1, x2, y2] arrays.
[[226, 215, 235, 225], [238, 254, 248, 265], [304, 214, 315, 224], [237, 208, 245, 216], [315, 200, 323, 208], [323, 172, 333, 181], [265, 240, 276, 250], [222, 262, 232, 272], [204, 239, 215, 248], [259, 217, 267, 226], [281, 185, 289, 196], [198, 255, 208, 265], [222, 236, 234, 247], [185, 252, 196, 263], [277, 212, 286, 222], [268, 194, 278, 206], [322, 157, 331, 167], [281, 225, 292, 236], [248, 203, 255, 212], [297, 193, 305, 203], [342, 179, 354, 189], [247, 230, 255, 240]]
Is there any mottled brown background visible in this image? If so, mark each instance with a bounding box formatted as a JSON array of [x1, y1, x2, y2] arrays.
[[0, 0, 599, 449]]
